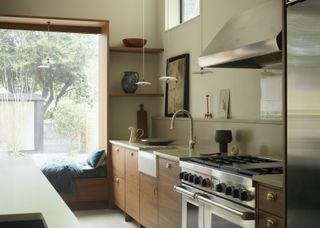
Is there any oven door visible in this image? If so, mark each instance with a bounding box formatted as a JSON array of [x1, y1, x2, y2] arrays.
[[174, 185, 204, 228], [196, 193, 255, 228]]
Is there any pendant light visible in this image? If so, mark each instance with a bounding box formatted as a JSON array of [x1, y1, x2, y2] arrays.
[[159, 0, 178, 83], [38, 21, 54, 69], [136, 0, 152, 86], [193, 0, 212, 75]]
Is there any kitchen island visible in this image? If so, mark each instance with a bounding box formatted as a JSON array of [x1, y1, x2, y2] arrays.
[[0, 156, 81, 227]]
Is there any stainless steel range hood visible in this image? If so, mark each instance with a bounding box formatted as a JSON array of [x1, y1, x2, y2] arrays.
[[199, 0, 282, 69]]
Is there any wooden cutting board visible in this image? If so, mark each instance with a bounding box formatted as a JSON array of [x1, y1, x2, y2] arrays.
[[137, 104, 148, 138]]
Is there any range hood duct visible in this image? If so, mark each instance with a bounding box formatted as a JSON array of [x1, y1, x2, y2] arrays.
[[199, 0, 282, 69]]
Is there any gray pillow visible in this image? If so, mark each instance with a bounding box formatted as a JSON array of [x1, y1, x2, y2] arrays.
[[87, 149, 105, 168]]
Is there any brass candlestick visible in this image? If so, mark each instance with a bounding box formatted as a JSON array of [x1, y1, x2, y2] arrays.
[[205, 94, 213, 119]]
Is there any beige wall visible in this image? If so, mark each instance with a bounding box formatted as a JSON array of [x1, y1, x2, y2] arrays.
[[157, 0, 280, 119], [152, 117, 283, 160], [153, 0, 284, 159]]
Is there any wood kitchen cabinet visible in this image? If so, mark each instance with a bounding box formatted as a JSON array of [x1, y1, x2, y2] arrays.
[[111, 145, 125, 210], [256, 183, 284, 228], [140, 173, 158, 228], [157, 157, 182, 228], [125, 149, 140, 222]]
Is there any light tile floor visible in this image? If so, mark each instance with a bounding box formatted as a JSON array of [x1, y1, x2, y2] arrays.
[[74, 209, 138, 228]]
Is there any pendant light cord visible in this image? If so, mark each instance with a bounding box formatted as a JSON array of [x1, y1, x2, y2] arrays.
[[142, 0, 145, 82]]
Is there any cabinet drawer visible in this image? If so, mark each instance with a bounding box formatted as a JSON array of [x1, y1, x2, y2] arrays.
[[112, 176, 125, 211], [258, 211, 284, 228], [258, 185, 283, 216], [158, 158, 180, 181], [125, 149, 139, 184], [111, 145, 125, 178]]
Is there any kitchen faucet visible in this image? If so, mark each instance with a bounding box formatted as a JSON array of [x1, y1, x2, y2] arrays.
[[170, 109, 196, 150]]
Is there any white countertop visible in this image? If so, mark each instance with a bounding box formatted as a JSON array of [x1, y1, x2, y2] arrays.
[[0, 155, 81, 227]]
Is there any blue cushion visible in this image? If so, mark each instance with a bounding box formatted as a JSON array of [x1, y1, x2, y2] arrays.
[[87, 149, 105, 168]]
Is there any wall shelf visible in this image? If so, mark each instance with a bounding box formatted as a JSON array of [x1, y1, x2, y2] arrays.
[[110, 93, 164, 97], [109, 46, 164, 54]]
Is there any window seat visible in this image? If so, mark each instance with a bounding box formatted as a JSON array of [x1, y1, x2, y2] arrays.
[[31, 153, 110, 210]]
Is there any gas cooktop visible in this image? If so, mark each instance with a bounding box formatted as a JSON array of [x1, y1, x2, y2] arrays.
[[189, 155, 283, 177]]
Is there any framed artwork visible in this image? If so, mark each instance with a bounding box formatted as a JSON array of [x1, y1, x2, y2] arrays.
[[165, 54, 190, 117], [218, 89, 230, 118]]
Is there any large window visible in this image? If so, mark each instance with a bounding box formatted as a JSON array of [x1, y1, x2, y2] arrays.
[[166, 0, 200, 30], [0, 29, 100, 154]]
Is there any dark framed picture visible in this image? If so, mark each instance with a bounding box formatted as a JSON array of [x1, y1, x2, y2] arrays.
[[165, 53, 190, 117]]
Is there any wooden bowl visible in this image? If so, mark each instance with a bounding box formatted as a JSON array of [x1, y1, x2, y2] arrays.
[[122, 38, 147, 48]]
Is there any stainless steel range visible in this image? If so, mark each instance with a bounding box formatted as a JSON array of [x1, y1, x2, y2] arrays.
[[173, 155, 283, 228]]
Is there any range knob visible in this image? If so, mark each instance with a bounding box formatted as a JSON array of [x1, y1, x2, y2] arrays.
[[232, 189, 240, 198], [183, 173, 191, 181], [194, 176, 202, 185], [201, 178, 212, 187], [215, 183, 226, 193], [225, 186, 234, 196], [179, 172, 187, 179], [240, 190, 252, 201], [188, 174, 195, 183]]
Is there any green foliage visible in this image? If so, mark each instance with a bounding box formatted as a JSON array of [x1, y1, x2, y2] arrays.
[[0, 29, 98, 115], [52, 102, 86, 141]]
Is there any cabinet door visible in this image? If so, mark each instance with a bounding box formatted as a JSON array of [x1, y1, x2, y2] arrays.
[[125, 149, 140, 222], [140, 173, 158, 228], [112, 176, 125, 211], [111, 145, 125, 178], [158, 157, 181, 228]]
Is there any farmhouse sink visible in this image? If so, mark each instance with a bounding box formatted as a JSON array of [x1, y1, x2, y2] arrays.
[[0, 213, 47, 228]]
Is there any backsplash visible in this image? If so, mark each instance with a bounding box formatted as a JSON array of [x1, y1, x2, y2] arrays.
[[152, 117, 284, 160]]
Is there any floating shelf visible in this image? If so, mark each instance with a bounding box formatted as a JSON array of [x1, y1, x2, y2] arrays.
[[109, 93, 164, 97], [109, 46, 164, 54]]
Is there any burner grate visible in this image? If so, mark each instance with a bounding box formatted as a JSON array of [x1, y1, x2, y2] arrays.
[[190, 155, 282, 176]]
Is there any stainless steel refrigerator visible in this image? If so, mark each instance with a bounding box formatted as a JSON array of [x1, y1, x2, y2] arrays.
[[287, 0, 320, 227]]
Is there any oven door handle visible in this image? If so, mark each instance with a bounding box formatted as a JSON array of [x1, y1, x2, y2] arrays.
[[195, 194, 255, 220], [173, 185, 195, 199]]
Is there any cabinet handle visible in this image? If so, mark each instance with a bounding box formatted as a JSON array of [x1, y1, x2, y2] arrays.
[[130, 152, 134, 156], [266, 192, 277, 201], [116, 178, 120, 183], [166, 163, 172, 169], [266, 218, 277, 227], [116, 148, 120, 152]]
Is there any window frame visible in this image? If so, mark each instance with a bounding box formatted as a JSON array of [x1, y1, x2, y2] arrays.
[[0, 16, 109, 153]]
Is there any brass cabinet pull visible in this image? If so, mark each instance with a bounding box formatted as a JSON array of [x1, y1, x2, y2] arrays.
[[116, 148, 120, 152], [166, 163, 172, 169], [130, 151, 134, 156], [266, 192, 277, 201], [266, 218, 277, 227], [116, 178, 120, 183]]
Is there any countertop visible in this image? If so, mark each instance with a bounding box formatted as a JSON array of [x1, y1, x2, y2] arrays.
[[0, 156, 81, 227], [253, 174, 283, 189], [110, 140, 284, 187], [110, 140, 219, 161]]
